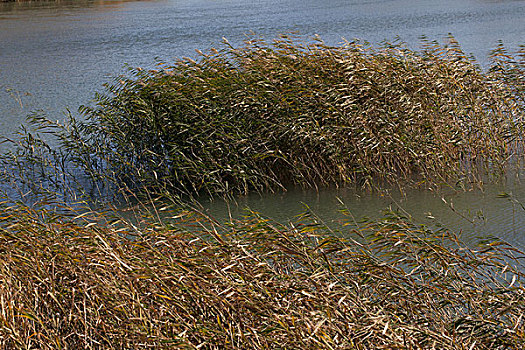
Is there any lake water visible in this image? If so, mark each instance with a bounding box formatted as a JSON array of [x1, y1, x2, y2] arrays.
[[1, 0, 525, 246]]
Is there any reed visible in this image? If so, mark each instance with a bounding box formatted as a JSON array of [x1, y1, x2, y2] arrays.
[[2, 36, 523, 202], [0, 34, 524, 349], [0, 201, 523, 349]]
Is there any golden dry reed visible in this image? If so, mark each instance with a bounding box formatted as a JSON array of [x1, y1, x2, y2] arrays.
[[0, 36, 524, 349], [0, 202, 523, 349]]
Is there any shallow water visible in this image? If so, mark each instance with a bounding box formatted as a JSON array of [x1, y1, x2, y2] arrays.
[[197, 180, 525, 249], [1, 0, 525, 245]]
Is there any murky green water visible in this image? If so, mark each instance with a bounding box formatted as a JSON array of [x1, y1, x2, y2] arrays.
[[1, 0, 524, 245], [198, 180, 525, 249]]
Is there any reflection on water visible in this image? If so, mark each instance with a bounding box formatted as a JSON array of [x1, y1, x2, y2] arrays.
[[0, 0, 524, 245]]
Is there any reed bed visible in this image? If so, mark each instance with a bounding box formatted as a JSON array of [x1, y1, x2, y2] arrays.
[[0, 202, 523, 349], [2, 36, 524, 201], [75, 37, 525, 193]]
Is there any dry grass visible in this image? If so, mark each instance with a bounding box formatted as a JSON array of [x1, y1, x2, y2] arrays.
[[0, 202, 523, 349]]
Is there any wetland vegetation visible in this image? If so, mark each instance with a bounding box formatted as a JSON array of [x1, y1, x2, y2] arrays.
[[0, 36, 524, 348], [1, 204, 524, 349], [5, 36, 525, 201]]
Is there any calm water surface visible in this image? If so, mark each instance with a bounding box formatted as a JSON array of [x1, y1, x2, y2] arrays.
[[1, 0, 525, 245]]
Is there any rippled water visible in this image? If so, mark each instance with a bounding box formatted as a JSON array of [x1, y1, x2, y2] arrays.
[[1, 0, 524, 135], [1, 0, 525, 245]]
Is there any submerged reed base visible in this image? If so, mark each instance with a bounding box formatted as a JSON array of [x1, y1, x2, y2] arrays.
[[0, 203, 523, 349]]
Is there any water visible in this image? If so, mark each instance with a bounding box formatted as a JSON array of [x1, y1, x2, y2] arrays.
[[1, 0, 524, 135], [1, 0, 525, 245], [196, 181, 525, 248]]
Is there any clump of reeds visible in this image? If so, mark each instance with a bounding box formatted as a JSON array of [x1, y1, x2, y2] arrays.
[[78, 35, 525, 195], [1, 35, 524, 202], [0, 201, 523, 349]]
